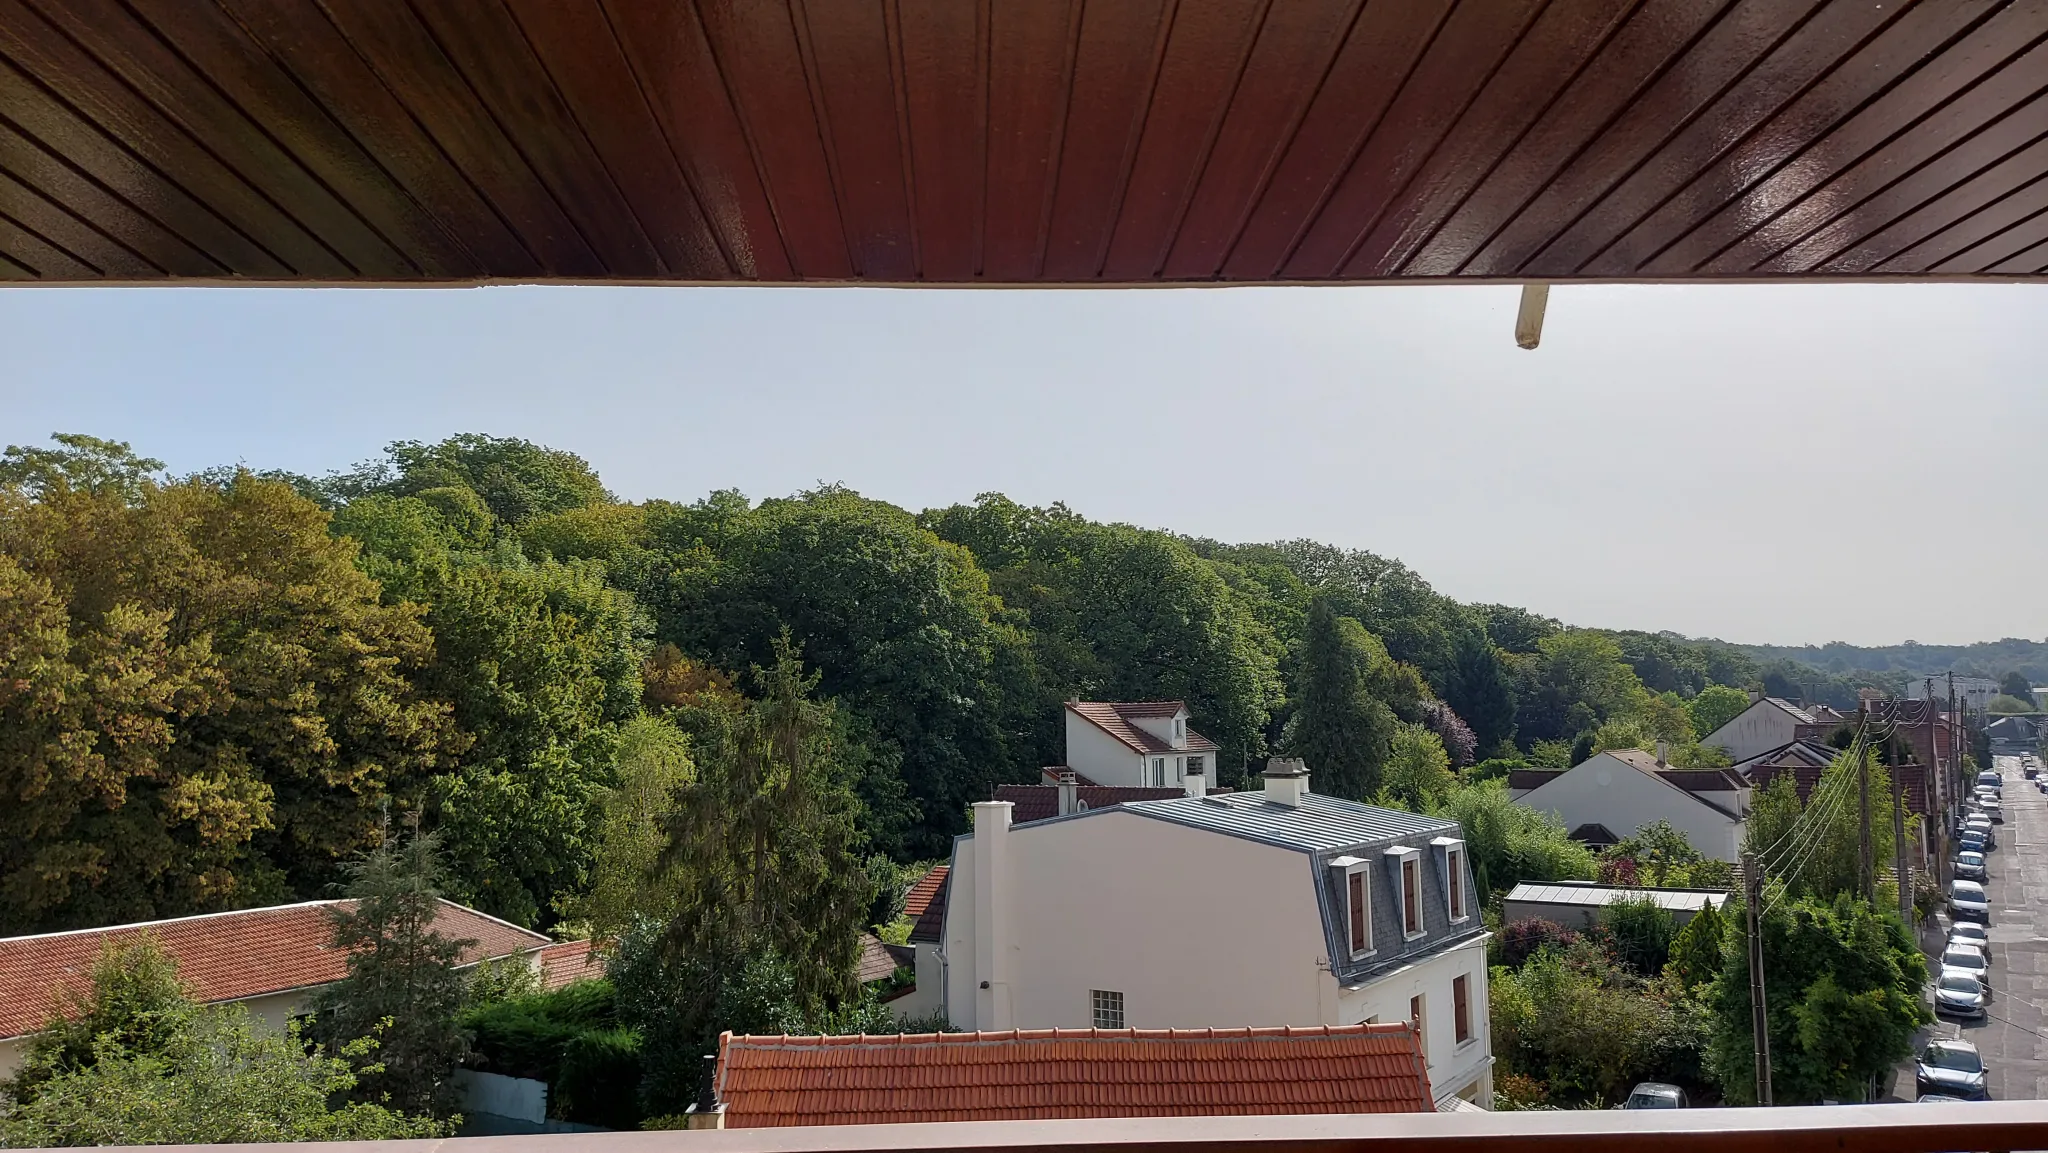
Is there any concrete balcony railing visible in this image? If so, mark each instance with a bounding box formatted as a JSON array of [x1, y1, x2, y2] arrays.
[[36, 1104, 2048, 1153]]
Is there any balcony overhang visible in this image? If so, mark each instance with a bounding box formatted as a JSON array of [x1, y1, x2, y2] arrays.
[[3, 2, 2048, 286], [39, 1102, 2048, 1153]]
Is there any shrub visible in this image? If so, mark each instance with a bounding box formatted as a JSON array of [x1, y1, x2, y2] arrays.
[[1597, 897, 1676, 978], [554, 1028, 644, 1130], [1497, 919, 1580, 970]]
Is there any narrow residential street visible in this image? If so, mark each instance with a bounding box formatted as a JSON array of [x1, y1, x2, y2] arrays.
[[1912, 754, 2048, 1100]]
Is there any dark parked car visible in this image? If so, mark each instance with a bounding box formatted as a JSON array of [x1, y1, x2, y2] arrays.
[[1622, 1083, 1688, 1109], [1915, 1040, 1988, 1100]]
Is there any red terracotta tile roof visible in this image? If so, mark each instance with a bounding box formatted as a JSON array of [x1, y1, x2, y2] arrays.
[[0, 899, 548, 1040], [716, 1023, 1433, 1127], [537, 939, 605, 991], [902, 866, 948, 923], [906, 870, 949, 946], [1039, 766, 1102, 786], [1067, 701, 1220, 756], [994, 784, 1192, 823]]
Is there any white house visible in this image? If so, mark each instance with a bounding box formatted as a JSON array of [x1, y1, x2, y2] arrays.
[[1512, 749, 1750, 863], [1061, 700, 1217, 793], [931, 759, 1494, 1109], [1702, 695, 1841, 761], [0, 899, 574, 1078]]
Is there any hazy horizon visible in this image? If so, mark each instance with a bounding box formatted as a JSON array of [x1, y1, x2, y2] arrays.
[[5, 282, 2043, 648]]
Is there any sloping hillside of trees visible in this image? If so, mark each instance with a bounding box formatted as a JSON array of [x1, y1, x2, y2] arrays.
[[0, 432, 1974, 935]]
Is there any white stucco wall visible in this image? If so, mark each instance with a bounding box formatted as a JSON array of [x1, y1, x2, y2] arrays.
[[946, 807, 1333, 1032], [1065, 711, 1145, 785], [0, 988, 314, 1081], [1705, 702, 1801, 761], [1518, 753, 1744, 862], [1337, 938, 1493, 1106]]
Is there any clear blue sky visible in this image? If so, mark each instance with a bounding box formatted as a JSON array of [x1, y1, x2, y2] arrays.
[[3, 283, 2042, 646]]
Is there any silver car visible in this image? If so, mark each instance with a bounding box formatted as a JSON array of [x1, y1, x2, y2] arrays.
[[1950, 880, 1990, 922], [1953, 851, 1988, 881], [1935, 970, 1987, 1019]]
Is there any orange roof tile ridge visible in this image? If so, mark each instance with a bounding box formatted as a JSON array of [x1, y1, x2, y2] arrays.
[[0, 899, 343, 945]]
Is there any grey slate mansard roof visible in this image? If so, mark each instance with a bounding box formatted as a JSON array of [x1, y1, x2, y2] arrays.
[[965, 791, 1484, 987]]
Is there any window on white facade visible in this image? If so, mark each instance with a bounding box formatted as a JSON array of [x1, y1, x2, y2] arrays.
[[1187, 756, 1204, 776], [1410, 994, 1427, 1059], [1091, 989, 1125, 1029], [1453, 975, 1472, 1044], [1151, 758, 1165, 786], [1174, 717, 1185, 739]]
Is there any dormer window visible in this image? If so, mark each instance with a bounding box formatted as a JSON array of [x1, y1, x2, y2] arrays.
[[1384, 845, 1424, 940], [1173, 717, 1185, 739], [1432, 836, 1469, 923], [1329, 855, 1371, 958]]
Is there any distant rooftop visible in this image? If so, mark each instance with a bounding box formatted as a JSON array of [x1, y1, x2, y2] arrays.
[[1114, 790, 1458, 854], [1504, 883, 1731, 914], [1068, 701, 1220, 756], [714, 1023, 1433, 1127]]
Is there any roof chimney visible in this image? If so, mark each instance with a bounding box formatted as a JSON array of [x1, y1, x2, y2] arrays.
[[1056, 771, 1078, 816], [1655, 739, 1669, 768], [1747, 689, 1762, 705], [1183, 758, 1208, 799], [1263, 758, 1309, 807]]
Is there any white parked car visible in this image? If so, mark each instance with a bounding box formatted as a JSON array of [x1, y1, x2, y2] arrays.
[[1949, 879, 1990, 922]]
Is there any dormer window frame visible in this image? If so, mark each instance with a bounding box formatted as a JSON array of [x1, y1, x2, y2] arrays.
[[1329, 855, 1373, 960], [1432, 836, 1470, 924], [1385, 845, 1425, 941]]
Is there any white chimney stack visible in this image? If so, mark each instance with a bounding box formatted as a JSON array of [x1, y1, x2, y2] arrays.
[[1184, 759, 1208, 798], [1263, 757, 1309, 807], [1056, 771, 1079, 816], [1655, 739, 1669, 768], [970, 801, 1013, 1030]]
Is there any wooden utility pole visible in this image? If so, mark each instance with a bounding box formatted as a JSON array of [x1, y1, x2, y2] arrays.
[[1893, 744, 1912, 922], [1744, 850, 1772, 1106], [1857, 702, 1875, 903], [1927, 679, 1945, 888]]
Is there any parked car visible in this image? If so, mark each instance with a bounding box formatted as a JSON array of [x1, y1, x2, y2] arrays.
[[1979, 770, 2003, 788], [1960, 829, 1991, 855], [1915, 1040, 1988, 1100], [1963, 819, 1997, 850], [1916, 1094, 1974, 1103], [1621, 1083, 1688, 1109], [1934, 970, 1988, 1019], [1942, 940, 1991, 984], [1949, 879, 1991, 921], [1950, 921, 1990, 949], [1953, 851, 1988, 881]]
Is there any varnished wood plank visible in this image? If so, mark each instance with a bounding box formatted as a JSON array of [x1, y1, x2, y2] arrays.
[[0, 55, 277, 274], [1704, 33, 2048, 275], [0, 164, 162, 276], [1527, 0, 1904, 277], [601, 0, 789, 279], [0, 207, 93, 276], [1607, 1, 2003, 278], [500, 0, 728, 279], [30, 0, 414, 277], [314, 0, 603, 276], [1929, 197, 2048, 273], [213, 0, 531, 276], [0, 245, 34, 277], [1808, 130, 2048, 273], [1468, 0, 1823, 277], [1286, 0, 1547, 279], [695, 0, 852, 278], [1040, 0, 1172, 280], [1409, 0, 1731, 277], [1986, 233, 2048, 274], [982, 0, 1078, 280], [122, 0, 478, 277], [407, 0, 660, 277], [793, 0, 917, 279], [1222, 0, 1449, 280], [895, 0, 983, 279], [1159, 0, 1358, 279], [1880, 170, 2048, 273], [1099, 0, 1267, 280], [1345, 0, 1641, 279]]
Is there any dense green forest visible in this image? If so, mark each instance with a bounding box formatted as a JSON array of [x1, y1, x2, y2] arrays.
[[0, 432, 2010, 937], [1732, 638, 2048, 688]]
